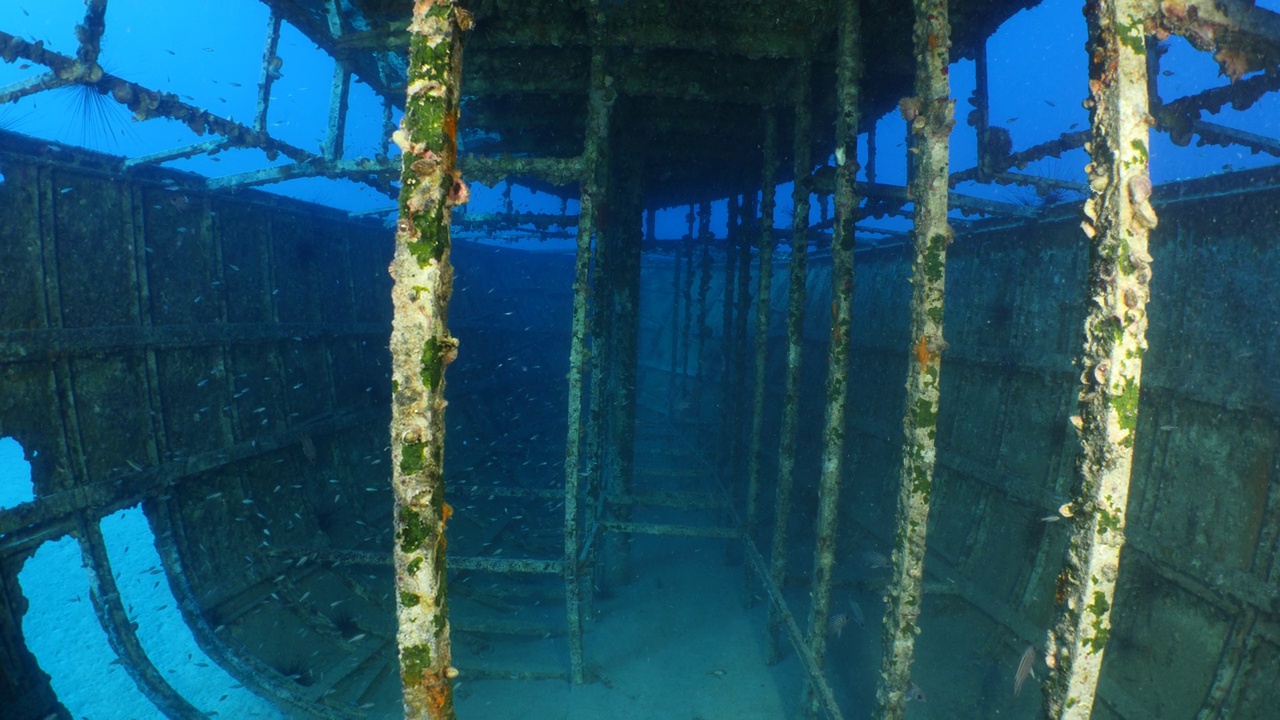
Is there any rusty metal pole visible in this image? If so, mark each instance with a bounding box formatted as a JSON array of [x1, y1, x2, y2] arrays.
[[876, 0, 953, 716], [1044, 1, 1157, 717], [564, 11, 611, 681], [803, 2, 861, 715], [744, 107, 777, 583], [766, 56, 812, 664], [387, 2, 469, 718], [718, 194, 740, 471]]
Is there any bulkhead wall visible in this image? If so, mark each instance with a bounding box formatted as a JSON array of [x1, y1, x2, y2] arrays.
[[632, 168, 1280, 718], [0, 132, 394, 719]]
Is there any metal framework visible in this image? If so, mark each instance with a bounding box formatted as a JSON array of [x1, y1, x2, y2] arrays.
[[3, 1, 1280, 720]]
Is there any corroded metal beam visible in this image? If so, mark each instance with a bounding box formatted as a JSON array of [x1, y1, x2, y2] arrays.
[[878, 0, 954, 716], [1044, 0, 1157, 717], [743, 107, 777, 572], [766, 55, 812, 664], [1154, 0, 1280, 80], [254, 11, 283, 134], [560, 0, 611, 681], [77, 518, 206, 720], [0, 30, 311, 163], [0, 409, 381, 557], [387, 1, 469, 717], [207, 157, 400, 195], [803, 3, 861, 716]]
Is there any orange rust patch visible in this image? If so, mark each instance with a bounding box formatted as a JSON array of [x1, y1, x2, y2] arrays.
[[913, 335, 931, 371], [443, 111, 457, 149]]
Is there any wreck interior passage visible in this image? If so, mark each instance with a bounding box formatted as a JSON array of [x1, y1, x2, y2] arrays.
[[2, 0, 1280, 718]]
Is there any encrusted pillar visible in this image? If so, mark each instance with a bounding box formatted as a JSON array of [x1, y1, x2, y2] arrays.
[[680, 211, 696, 400], [744, 108, 777, 565], [602, 123, 644, 591], [731, 192, 754, 484], [1044, 0, 1156, 716], [718, 194, 740, 471], [668, 216, 683, 401], [566, 21, 611, 683], [767, 56, 812, 664], [877, 0, 953, 716], [804, 2, 861, 715], [387, 2, 468, 717], [695, 200, 714, 388]]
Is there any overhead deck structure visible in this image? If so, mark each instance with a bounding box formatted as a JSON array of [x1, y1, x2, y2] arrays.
[[2, 1, 1280, 720]]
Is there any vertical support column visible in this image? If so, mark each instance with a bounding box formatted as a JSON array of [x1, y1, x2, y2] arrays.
[[581, 159, 612, 619], [324, 0, 351, 161], [767, 57, 812, 664], [74, 0, 108, 66], [695, 200, 714, 391], [604, 142, 644, 589], [732, 193, 754, 483], [324, 64, 351, 160], [744, 108, 778, 564], [972, 39, 993, 181], [668, 217, 683, 404], [1045, 1, 1156, 716], [565, 22, 611, 683], [804, 3, 862, 714], [381, 97, 396, 156], [254, 12, 283, 135], [866, 119, 877, 184], [681, 208, 696, 400], [718, 195, 740, 472], [388, 2, 468, 717], [877, 0, 953, 716]]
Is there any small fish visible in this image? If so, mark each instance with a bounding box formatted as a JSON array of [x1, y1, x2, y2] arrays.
[[861, 549, 891, 569], [300, 434, 317, 464], [827, 612, 851, 639], [1015, 644, 1036, 696], [907, 680, 926, 702], [849, 599, 864, 628]]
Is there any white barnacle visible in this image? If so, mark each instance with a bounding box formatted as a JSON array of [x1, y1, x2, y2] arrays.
[[392, 129, 412, 153]]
